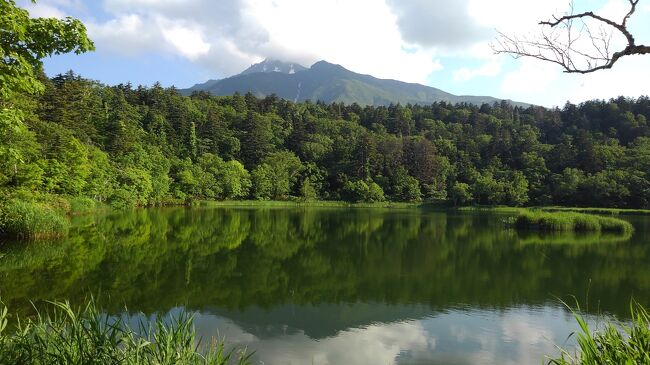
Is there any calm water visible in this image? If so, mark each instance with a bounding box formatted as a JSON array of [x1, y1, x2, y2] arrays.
[[1, 207, 649, 364]]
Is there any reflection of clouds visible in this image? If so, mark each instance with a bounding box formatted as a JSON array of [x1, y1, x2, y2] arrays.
[[195, 314, 431, 365], [427, 307, 572, 365], [187, 306, 576, 365]]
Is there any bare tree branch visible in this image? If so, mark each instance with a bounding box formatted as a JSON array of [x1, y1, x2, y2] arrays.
[[493, 0, 650, 73]]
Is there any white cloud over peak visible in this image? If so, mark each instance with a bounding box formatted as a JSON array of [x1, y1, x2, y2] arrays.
[[23, 0, 446, 83], [20, 0, 650, 104]]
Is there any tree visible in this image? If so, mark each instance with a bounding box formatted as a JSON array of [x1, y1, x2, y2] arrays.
[[251, 151, 302, 200], [342, 180, 385, 203], [449, 182, 473, 206], [1, 0, 93, 195], [494, 0, 649, 73], [239, 111, 274, 167], [0, 0, 94, 99]]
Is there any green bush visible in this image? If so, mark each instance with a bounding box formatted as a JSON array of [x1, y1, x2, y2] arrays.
[[342, 180, 386, 203], [514, 210, 634, 234], [0, 300, 252, 365], [0, 199, 70, 239]]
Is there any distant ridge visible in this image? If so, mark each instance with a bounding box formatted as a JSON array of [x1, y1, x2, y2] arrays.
[[182, 59, 529, 107]]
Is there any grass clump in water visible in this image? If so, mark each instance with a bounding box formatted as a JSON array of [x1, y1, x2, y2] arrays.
[[0, 299, 251, 365], [513, 210, 633, 234], [0, 199, 70, 239], [548, 301, 650, 365]]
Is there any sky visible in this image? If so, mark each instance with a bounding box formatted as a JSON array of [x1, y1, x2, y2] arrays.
[[20, 0, 650, 107]]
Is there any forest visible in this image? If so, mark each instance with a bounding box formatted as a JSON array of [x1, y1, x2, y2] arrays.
[[1, 71, 650, 210]]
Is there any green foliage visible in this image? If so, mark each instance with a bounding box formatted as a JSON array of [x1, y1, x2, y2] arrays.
[[0, 299, 251, 365], [548, 302, 650, 365], [342, 180, 386, 202], [0, 0, 94, 99], [2, 1, 650, 211], [389, 168, 422, 202], [450, 182, 473, 206], [514, 210, 634, 234], [251, 151, 302, 200], [0, 199, 69, 239]]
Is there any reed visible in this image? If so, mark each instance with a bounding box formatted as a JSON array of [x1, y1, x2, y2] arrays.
[[548, 301, 650, 365], [0, 199, 70, 239], [0, 299, 251, 365]]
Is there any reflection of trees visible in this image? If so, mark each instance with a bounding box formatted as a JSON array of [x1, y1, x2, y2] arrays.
[[0, 208, 648, 318]]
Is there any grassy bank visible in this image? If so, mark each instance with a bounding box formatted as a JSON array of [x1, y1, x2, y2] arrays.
[[548, 302, 650, 364], [513, 210, 634, 234], [0, 194, 111, 240], [456, 206, 525, 213], [0, 300, 251, 365], [199, 200, 425, 209], [0, 200, 70, 240]]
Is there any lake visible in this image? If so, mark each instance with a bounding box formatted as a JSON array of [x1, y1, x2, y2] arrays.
[[1, 207, 649, 364]]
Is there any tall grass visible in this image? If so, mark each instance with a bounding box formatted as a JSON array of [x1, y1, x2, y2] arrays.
[[548, 301, 650, 365], [540, 207, 650, 216], [0, 199, 70, 239], [0, 300, 251, 365], [513, 210, 634, 234]]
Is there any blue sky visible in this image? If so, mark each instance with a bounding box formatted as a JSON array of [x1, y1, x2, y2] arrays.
[[23, 0, 650, 107]]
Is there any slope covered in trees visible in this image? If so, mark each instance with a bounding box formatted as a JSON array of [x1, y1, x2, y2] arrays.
[[2, 71, 650, 209]]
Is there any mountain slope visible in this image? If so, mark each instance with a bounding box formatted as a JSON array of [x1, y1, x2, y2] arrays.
[[183, 60, 528, 107]]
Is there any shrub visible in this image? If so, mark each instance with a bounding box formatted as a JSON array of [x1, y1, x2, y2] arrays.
[[0, 199, 69, 239], [342, 180, 386, 203]]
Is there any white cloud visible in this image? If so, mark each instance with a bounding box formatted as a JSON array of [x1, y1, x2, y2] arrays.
[[244, 0, 443, 83], [86, 14, 162, 56], [501, 59, 560, 97], [453, 58, 503, 82], [468, 0, 568, 33], [19, 0, 650, 104], [161, 24, 211, 60], [22, 0, 444, 84], [20, 1, 67, 18]]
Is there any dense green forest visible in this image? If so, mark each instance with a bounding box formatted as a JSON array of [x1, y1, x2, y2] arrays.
[[2, 70, 650, 210]]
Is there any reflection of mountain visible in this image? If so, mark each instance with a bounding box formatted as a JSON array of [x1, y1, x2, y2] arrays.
[[206, 303, 435, 339], [0, 207, 647, 324]]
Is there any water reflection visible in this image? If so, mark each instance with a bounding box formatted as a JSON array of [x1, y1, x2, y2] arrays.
[[189, 305, 573, 365], [0, 207, 647, 364]]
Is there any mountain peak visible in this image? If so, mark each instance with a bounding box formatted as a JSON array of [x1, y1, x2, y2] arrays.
[[240, 59, 307, 76], [185, 60, 529, 107], [310, 60, 345, 71]]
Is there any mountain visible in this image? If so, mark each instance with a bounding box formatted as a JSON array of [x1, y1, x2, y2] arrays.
[[183, 59, 528, 107]]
